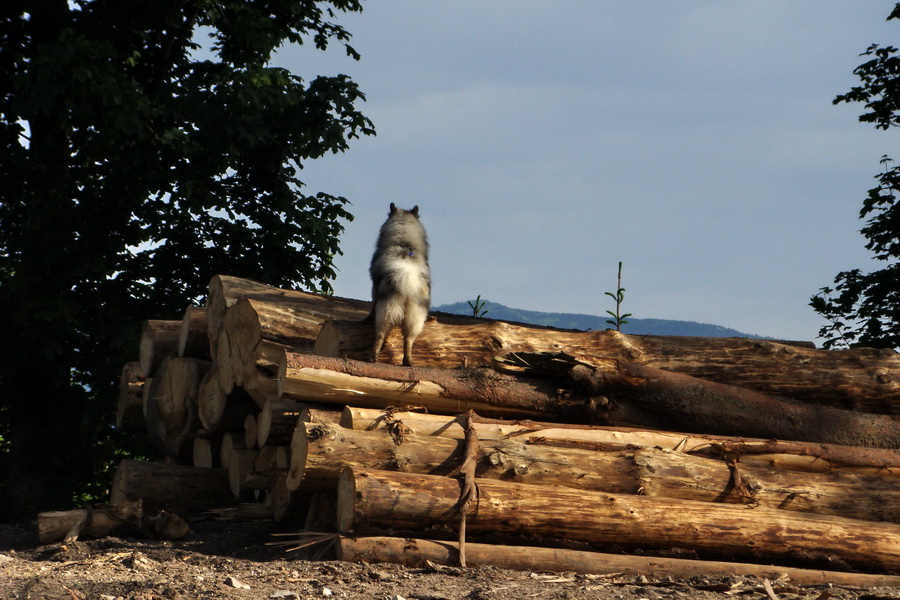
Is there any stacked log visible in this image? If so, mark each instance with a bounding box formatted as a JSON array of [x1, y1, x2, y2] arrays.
[[109, 274, 900, 586]]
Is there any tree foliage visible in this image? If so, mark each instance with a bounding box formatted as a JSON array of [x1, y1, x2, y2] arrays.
[[811, 4, 900, 350], [0, 0, 373, 520]]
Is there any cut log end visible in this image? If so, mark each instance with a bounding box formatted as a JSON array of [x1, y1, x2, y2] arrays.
[[285, 422, 309, 491], [313, 319, 341, 358], [336, 466, 356, 532]]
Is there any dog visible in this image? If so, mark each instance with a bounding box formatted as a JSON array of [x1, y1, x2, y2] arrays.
[[368, 203, 431, 366]]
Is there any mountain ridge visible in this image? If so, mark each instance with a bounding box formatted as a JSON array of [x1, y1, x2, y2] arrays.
[[434, 300, 765, 339]]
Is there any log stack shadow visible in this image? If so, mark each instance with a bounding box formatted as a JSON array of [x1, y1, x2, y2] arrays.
[[102, 274, 900, 587]]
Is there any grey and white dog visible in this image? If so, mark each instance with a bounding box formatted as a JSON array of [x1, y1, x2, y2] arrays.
[[368, 203, 431, 366]]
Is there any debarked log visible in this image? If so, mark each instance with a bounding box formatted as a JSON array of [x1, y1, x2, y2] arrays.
[[338, 536, 900, 588], [316, 314, 900, 414], [336, 468, 900, 573], [287, 422, 900, 523], [277, 352, 566, 419], [341, 406, 900, 476]]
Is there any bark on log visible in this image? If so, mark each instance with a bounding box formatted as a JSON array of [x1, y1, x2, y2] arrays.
[[38, 500, 143, 544], [109, 459, 234, 512], [304, 492, 337, 532], [317, 317, 900, 414], [116, 361, 145, 432], [139, 319, 180, 377], [338, 536, 900, 588], [197, 365, 257, 434], [37, 501, 191, 544], [544, 352, 900, 449], [300, 406, 343, 425], [631, 446, 900, 522], [287, 422, 900, 522], [342, 406, 900, 476], [277, 352, 566, 419], [178, 305, 210, 359], [144, 356, 212, 459], [337, 468, 900, 573], [281, 351, 900, 448]]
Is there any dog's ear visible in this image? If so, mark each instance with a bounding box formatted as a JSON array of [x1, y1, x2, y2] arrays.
[[390, 202, 398, 214], [411, 205, 419, 216]]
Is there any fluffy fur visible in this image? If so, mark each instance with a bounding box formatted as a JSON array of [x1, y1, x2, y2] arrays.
[[369, 203, 431, 366]]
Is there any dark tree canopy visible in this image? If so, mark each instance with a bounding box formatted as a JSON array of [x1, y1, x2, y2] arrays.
[[0, 0, 373, 519], [811, 4, 900, 350]]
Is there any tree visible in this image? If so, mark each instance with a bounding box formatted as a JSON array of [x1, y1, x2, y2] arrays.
[[0, 0, 374, 520], [811, 4, 900, 350]]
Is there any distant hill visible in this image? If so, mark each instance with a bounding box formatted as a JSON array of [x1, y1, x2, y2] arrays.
[[434, 300, 764, 338]]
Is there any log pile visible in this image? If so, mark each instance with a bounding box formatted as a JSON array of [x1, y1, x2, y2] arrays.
[[99, 274, 900, 587]]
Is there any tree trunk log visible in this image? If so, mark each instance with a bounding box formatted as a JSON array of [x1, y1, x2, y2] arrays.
[[192, 431, 217, 468], [178, 306, 210, 359], [630, 446, 900, 522], [197, 365, 257, 434], [337, 468, 900, 573], [245, 369, 279, 408], [270, 471, 312, 523], [277, 352, 565, 419], [244, 413, 258, 449], [227, 446, 279, 496], [144, 357, 212, 459], [257, 401, 304, 448], [139, 319, 180, 377], [220, 431, 247, 470], [545, 352, 900, 448], [287, 422, 900, 523], [317, 317, 900, 414], [38, 501, 143, 544], [206, 274, 370, 358], [341, 406, 900, 476], [216, 298, 295, 392], [338, 536, 900, 588], [279, 351, 900, 448], [109, 459, 234, 512], [37, 501, 192, 545], [116, 361, 145, 432]]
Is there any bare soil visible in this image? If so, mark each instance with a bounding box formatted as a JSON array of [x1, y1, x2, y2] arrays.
[[2, 519, 899, 600]]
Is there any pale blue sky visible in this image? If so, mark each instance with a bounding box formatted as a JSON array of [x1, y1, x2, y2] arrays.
[[277, 2, 898, 342]]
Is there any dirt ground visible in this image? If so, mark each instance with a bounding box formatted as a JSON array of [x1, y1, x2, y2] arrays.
[[2, 519, 900, 600]]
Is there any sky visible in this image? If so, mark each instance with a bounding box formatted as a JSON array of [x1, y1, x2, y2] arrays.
[[275, 2, 899, 343]]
